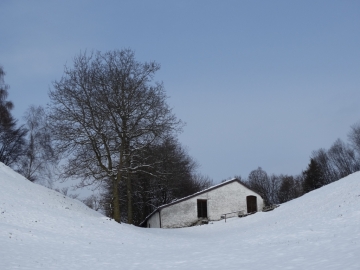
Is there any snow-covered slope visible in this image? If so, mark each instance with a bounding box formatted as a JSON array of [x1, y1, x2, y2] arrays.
[[1, 162, 359, 270]]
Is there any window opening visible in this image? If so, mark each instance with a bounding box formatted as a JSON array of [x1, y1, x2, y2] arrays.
[[197, 199, 207, 218], [246, 195, 257, 213]]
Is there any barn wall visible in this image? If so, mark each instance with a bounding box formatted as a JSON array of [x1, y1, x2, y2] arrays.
[[147, 211, 161, 228], [160, 181, 264, 228]]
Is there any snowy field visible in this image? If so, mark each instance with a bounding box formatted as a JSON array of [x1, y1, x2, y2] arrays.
[[0, 162, 359, 270]]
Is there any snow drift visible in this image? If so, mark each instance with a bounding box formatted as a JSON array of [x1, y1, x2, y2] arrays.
[[0, 162, 359, 269]]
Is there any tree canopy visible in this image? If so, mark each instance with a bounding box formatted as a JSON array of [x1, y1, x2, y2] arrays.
[[48, 50, 183, 223]]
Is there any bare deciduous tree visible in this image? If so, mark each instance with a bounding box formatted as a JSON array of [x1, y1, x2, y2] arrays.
[[17, 106, 56, 182], [247, 167, 280, 206], [81, 194, 102, 211], [348, 122, 360, 156], [48, 49, 182, 223], [327, 139, 360, 179]]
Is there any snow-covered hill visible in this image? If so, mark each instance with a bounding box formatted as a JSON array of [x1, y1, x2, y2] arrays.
[[1, 162, 359, 269]]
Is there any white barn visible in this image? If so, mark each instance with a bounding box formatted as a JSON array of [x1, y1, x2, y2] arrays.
[[140, 178, 264, 228]]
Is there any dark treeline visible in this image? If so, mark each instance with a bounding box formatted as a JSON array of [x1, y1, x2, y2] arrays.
[[233, 123, 360, 206], [1, 54, 360, 224], [92, 138, 212, 225]]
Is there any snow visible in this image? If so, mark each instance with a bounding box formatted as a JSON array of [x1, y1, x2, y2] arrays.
[[1, 162, 359, 269]]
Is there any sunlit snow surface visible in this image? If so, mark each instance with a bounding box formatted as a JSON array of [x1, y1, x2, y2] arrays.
[[1, 162, 359, 269]]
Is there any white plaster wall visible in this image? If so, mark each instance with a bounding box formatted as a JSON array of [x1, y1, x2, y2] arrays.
[[160, 181, 264, 228], [147, 211, 161, 228]]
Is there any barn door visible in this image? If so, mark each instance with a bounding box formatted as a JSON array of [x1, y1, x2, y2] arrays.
[[197, 199, 207, 218], [246, 196, 257, 213]]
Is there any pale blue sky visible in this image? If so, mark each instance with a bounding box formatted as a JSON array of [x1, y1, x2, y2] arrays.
[[1, 1, 360, 182]]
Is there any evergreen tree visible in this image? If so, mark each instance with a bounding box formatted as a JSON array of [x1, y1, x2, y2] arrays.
[[17, 106, 56, 182], [0, 66, 27, 166], [302, 158, 325, 193]]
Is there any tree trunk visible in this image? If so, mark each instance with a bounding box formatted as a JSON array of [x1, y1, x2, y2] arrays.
[[112, 174, 121, 223], [127, 172, 133, 224]]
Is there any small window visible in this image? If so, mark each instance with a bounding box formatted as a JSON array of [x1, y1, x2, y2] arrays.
[[197, 199, 207, 218]]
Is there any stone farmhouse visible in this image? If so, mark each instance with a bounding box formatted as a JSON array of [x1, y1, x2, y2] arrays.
[[140, 178, 264, 228]]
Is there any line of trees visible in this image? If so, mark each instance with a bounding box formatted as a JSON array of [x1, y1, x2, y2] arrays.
[[234, 124, 360, 206], [2, 50, 360, 224]]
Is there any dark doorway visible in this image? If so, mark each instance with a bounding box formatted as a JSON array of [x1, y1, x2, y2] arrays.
[[197, 199, 207, 218], [246, 196, 257, 213]]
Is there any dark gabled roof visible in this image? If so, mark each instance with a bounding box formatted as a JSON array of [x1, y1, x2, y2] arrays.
[[139, 178, 261, 227]]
